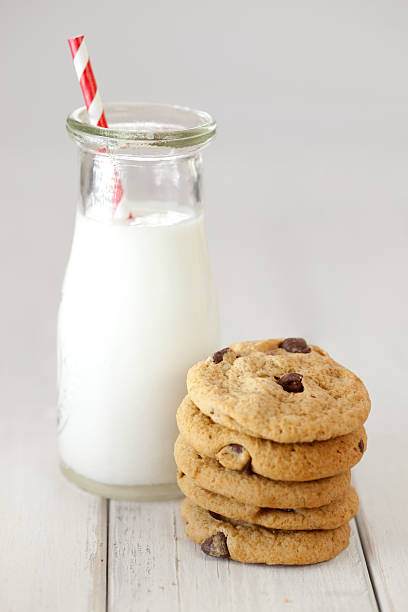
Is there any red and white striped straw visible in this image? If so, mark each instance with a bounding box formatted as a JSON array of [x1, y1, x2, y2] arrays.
[[68, 35, 108, 128], [68, 35, 125, 210]]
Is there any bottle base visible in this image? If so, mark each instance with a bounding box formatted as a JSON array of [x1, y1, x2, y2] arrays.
[[60, 462, 182, 501]]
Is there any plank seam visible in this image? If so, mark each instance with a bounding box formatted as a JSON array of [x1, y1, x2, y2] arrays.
[[355, 515, 383, 612], [106, 499, 110, 612], [172, 508, 182, 612]]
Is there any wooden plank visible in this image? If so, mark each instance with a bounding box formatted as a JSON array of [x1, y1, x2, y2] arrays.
[[108, 500, 180, 612], [175, 516, 377, 612], [109, 501, 377, 612], [355, 432, 408, 612], [0, 403, 107, 612]]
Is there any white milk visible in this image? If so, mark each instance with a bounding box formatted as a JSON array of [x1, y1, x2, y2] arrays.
[[57, 205, 219, 486]]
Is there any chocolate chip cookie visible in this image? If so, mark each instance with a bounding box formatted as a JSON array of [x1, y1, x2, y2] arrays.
[[174, 436, 351, 508], [180, 499, 350, 565], [177, 396, 367, 481], [186, 338, 370, 442], [178, 473, 358, 530]]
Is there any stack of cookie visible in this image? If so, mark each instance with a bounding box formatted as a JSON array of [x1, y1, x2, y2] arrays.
[[174, 338, 370, 565]]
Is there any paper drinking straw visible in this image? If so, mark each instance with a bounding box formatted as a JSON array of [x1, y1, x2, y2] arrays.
[[68, 35, 108, 127], [68, 35, 124, 209]]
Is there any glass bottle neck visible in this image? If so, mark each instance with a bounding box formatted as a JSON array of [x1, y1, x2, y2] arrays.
[[78, 148, 204, 225], [68, 103, 215, 226]]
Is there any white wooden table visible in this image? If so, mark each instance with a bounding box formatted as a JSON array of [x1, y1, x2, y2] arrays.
[[1, 402, 406, 612]]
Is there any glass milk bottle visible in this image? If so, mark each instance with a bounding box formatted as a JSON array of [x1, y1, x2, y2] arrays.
[[58, 103, 219, 500]]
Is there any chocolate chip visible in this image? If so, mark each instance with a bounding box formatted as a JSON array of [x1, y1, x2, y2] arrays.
[[210, 409, 215, 415], [216, 444, 251, 470], [213, 348, 230, 363], [277, 372, 304, 393], [209, 511, 224, 521], [228, 444, 244, 455], [279, 338, 311, 354], [358, 439, 364, 453], [201, 532, 230, 558]]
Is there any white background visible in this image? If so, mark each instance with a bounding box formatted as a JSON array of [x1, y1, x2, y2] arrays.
[[1, 0, 407, 438]]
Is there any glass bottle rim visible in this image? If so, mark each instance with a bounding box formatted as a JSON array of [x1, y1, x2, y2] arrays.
[[66, 102, 216, 149]]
